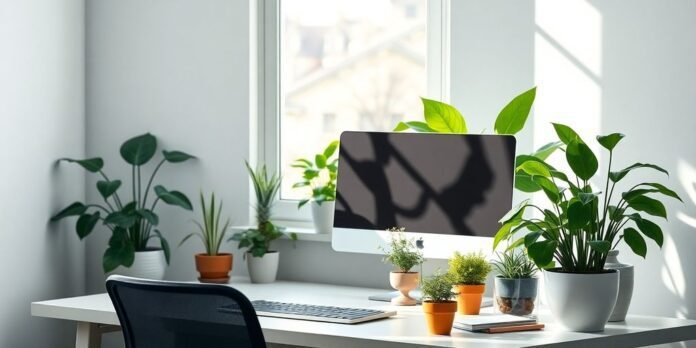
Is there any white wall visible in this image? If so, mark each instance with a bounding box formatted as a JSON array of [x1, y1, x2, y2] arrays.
[[0, 0, 85, 347]]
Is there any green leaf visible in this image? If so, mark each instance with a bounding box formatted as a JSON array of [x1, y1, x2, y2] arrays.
[[515, 172, 541, 192], [638, 183, 683, 202], [76, 212, 100, 239], [315, 154, 327, 169], [628, 216, 664, 247], [609, 163, 668, 183], [393, 121, 435, 132], [323, 141, 339, 158], [303, 169, 319, 180], [162, 150, 195, 163], [567, 201, 592, 229], [103, 228, 135, 273], [517, 160, 552, 178], [624, 194, 667, 219], [120, 133, 157, 165], [566, 139, 598, 181], [292, 181, 310, 188], [493, 220, 518, 250], [154, 185, 193, 210], [137, 209, 159, 226], [499, 199, 529, 224], [588, 240, 611, 254], [596, 133, 625, 151], [51, 202, 88, 221], [494, 87, 536, 135], [623, 227, 647, 258], [528, 240, 557, 268], [59, 158, 104, 173], [578, 192, 599, 205], [298, 199, 310, 209], [421, 97, 467, 133], [293, 158, 312, 168], [533, 141, 564, 160], [552, 123, 581, 144], [153, 229, 171, 264], [524, 230, 542, 247], [104, 212, 138, 229], [533, 176, 560, 203], [97, 180, 122, 199]]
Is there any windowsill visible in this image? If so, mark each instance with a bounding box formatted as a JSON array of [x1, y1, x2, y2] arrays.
[[229, 225, 332, 243]]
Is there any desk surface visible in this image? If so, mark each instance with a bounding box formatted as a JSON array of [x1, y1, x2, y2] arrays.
[[31, 278, 696, 348]]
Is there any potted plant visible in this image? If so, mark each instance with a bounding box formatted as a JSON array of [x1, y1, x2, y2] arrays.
[[51, 133, 194, 279], [447, 251, 492, 315], [379, 227, 424, 306], [179, 192, 232, 283], [292, 140, 339, 234], [230, 162, 297, 283], [420, 272, 457, 335], [492, 250, 538, 316], [495, 123, 681, 331]]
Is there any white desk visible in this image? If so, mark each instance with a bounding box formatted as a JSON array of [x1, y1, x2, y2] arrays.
[[32, 278, 696, 348]]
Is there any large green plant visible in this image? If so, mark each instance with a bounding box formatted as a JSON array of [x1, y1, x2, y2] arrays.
[[494, 124, 682, 273], [179, 192, 231, 256], [292, 140, 339, 208], [51, 133, 195, 272], [230, 162, 297, 257]]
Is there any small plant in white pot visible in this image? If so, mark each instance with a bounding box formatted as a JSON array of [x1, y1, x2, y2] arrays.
[[292, 140, 338, 234], [380, 228, 424, 306], [492, 250, 538, 316], [179, 192, 232, 283], [230, 162, 297, 283]]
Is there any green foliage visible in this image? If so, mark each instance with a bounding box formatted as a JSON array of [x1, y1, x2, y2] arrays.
[[51, 133, 195, 273], [393, 87, 536, 136], [420, 272, 456, 303], [495, 125, 682, 273], [492, 250, 537, 279], [379, 228, 424, 272], [447, 252, 492, 285], [292, 140, 339, 208], [230, 161, 297, 257], [179, 192, 231, 256]]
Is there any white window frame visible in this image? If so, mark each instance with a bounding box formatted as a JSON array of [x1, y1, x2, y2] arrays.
[[256, 0, 450, 224]]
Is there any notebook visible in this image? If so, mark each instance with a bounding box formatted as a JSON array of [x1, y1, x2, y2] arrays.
[[453, 313, 537, 332]]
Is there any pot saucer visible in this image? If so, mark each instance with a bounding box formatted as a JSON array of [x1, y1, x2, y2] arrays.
[[198, 276, 230, 284]]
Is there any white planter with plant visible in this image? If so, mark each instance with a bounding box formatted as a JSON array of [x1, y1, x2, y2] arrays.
[[380, 228, 424, 306], [448, 252, 492, 315], [293, 140, 339, 234], [496, 124, 681, 332], [492, 250, 538, 316], [51, 133, 195, 279], [180, 192, 233, 283], [231, 162, 297, 284]]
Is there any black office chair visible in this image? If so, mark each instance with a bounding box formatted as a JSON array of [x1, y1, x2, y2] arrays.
[[106, 275, 266, 348]]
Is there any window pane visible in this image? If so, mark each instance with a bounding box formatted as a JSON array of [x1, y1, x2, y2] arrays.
[[280, 0, 428, 200]]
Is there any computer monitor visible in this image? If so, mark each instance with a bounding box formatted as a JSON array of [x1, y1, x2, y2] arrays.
[[331, 131, 516, 259]]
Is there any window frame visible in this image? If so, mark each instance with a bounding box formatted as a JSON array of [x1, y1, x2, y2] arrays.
[[257, 0, 450, 223]]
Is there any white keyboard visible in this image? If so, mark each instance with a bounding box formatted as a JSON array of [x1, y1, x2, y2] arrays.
[[251, 300, 396, 324]]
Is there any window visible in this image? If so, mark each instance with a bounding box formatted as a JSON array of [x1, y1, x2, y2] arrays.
[[260, 0, 449, 220]]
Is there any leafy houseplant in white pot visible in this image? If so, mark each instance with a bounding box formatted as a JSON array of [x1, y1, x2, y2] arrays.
[[179, 192, 232, 283], [51, 133, 195, 279], [231, 162, 297, 283], [496, 124, 681, 332], [380, 228, 425, 306], [293, 140, 339, 234], [492, 250, 538, 316]]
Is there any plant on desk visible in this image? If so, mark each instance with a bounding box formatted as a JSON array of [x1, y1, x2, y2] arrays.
[[230, 161, 297, 283], [179, 192, 232, 283], [492, 250, 538, 316], [51, 133, 195, 279], [494, 124, 682, 332], [380, 228, 425, 306], [292, 140, 339, 234], [420, 272, 457, 335], [447, 251, 492, 315]]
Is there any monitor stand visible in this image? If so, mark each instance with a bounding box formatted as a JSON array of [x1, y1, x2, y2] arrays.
[[368, 291, 493, 307]]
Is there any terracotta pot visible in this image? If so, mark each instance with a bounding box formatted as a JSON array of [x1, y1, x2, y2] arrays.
[[389, 272, 419, 306], [422, 301, 457, 335], [195, 253, 233, 283], [454, 284, 485, 315]]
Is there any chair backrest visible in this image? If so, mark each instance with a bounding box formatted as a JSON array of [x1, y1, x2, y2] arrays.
[[106, 275, 266, 348]]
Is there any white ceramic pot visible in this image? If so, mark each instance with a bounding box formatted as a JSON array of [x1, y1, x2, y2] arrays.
[[605, 250, 634, 322], [247, 251, 279, 283], [110, 249, 166, 280], [544, 269, 619, 332], [311, 201, 335, 234]]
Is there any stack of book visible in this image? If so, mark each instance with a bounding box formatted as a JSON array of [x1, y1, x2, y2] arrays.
[[453, 314, 544, 333]]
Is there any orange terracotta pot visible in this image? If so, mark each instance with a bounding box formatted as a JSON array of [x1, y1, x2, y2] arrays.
[[454, 284, 485, 315], [422, 301, 457, 335], [195, 253, 233, 283]]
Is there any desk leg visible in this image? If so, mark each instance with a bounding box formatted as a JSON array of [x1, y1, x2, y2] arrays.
[[75, 322, 101, 348]]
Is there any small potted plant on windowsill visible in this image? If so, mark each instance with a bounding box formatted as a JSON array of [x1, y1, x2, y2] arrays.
[[380, 227, 424, 306], [448, 251, 492, 315], [292, 140, 339, 234], [179, 192, 232, 283], [230, 161, 297, 283], [421, 272, 457, 335], [492, 250, 538, 316]]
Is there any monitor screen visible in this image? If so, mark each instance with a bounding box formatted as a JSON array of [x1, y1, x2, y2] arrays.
[[334, 132, 516, 237]]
